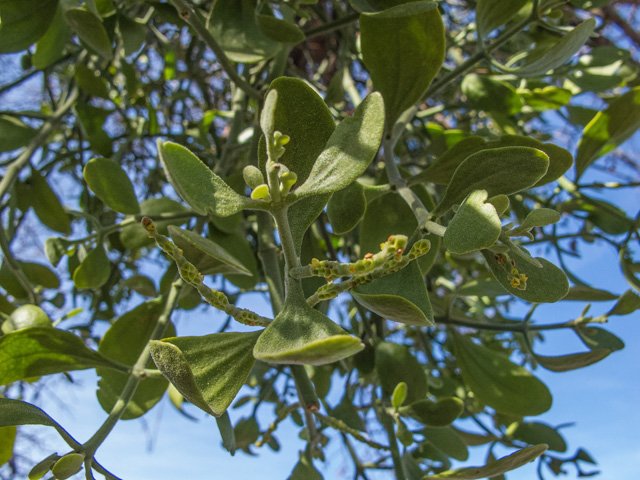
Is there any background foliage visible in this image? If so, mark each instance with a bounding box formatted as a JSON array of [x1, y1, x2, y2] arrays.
[[0, 0, 639, 479]]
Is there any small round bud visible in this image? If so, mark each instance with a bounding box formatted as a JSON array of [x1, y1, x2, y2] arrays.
[[243, 165, 265, 189], [251, 184, 271, 200]]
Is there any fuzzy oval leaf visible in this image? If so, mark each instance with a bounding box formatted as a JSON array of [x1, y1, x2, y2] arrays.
[[399, 397, 464, 427], [158, 140, 256, 216], [444, 190, 501, 254], [353, 261, 433, 326], [72, 246, 111, 290], [150, 331, 261, 417], [482, 250, 569, 303], [326, 181, 367, 234], [168, 226, 252, 276], [360, 4, 445, 127], [535, 349, 611, 372], [416, 135, 571, 188], [0, 0, 58, 53], [293, 92, 384, 199], [424, 444, 548, 479], [454, 333, 552, 416], [476, 0, 527, 38], [64, 8, 113, 60], [29, 172, 71, 235], [432, 147, 549, 217], [575, 326, 625, 351], [516, 19, 596, 77], [97, 300, 175, 419], [253, 284, 363, 365], [576, 86, 640, 178], [461, 74, 523, 114], [209, 0, 280, 63], [507, 422, 567, 453], [257, 15, 305, 44], [375, 341, 427, 404], [51, 453, 84, 480], [83, 158, 140, 214], [519, 208, 561, 230], [609, 289, 640, 316], [0, 115, 37, 153], [0, 327, 120, 386]]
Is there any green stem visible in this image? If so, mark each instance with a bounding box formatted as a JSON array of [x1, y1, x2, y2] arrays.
[[167, 0, 261, 100], [0, 87, 78, 202], [270, 206, 300, 293], [0, 223, 38, 304], [82, 281, 182, 457], [256, 211, 285, 314], [436, 314, 602, 332], [379, 407, 406, 480], [316, 413, 391, 451]]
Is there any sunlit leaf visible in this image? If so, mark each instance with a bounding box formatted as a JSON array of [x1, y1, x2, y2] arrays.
[[444, 190, 501, 254], [83, 157, 140, 214]]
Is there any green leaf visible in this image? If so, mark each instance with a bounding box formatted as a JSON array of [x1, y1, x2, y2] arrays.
[[258, 78, 336, 250], [118, 14, 146, 56], [609, 289, 640, 316], [75, 101, 112, 157], [167, 226, 252, 276], [64, 7, 114, 60], [444, 190, 501, 254], [374, 341, 427, 404], [150, 331, 261, 417], [0, 0, 58, 53], [558, 196, 632, 235], [416, 135, 572, 188], [518, 208, 561, 230], [1, 305, 51, 334], [518, 86, 572, 112], [209, 0, 280, 63], [562, 286, 617, 301], [0, 327, 121, 386], [507, 421, 567, 452], [575, 326, 624, 352], [45, 237, 72, 268], [454, 333, 552, 416], [28, 453, 59, 480], [575, 86, 640, 178], [28, 171, 71, 235], [392, 382, 408, 409], [360, 3, 444, 128], [210, 224, 260, 290], [216, 412, 236, 455], [288, 452, 323, 480], [0, 115, 37, 153], [476, 0, 527, 38], [0, 261, 59, 299], [353, 261, 434, 326], [51, 453, 84, 480], [461, 74, 523, 114], [399, 397, 463, 427], [257, 15, 305, 44], [482, 250, 569, 303], [516, 19, 596, 77], [432, 147, 549, 217], [293, 92, 384, 199], [73, 245, 111, 290], [32, 2, 70, 69], [423, 445, 548, 479], [421, 427, 469, 461], [75, 64, 110, 99], [0, 425, 16, 466], [535, 349, 611, 372], [83, 158, 140, 214], [455, 277, 508, 297], [326, 181, 367, 234], [620, 250, 640, 293], [97, 300, 175, 420], [120, 197, 189, 250], [253, 283, 363, 365]]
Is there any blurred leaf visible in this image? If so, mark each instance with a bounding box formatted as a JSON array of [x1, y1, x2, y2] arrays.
[[216, 411, 236, 455], [51, 453, 84, 480], [422, 427, 469, 461], [0, 328, 121, 386], [563, 286, 617, 301], [75, 101, 112, 156], [151, 331, 261, 417], [120, 197, 189, 250], [97, 299, 174, 419], [516, 19, 596, 77], [576, 86, 640, 178], [1, 305, 51, 334], [360, 2, 444, 127], [0, 261, 60, 299], [375, 341, 427, 404], [476, 0, 527, 38], [454, 333, 552, 416], [209, 0, 280, 63], [0, 0, 58, 53], [608, 289, 640, 316], [353, 261, 434, 326], [432, 147, 549, 217], [28, 171, 71, 235], [559, 196, 633, 235], [424, 445, 548, 479], [0, 115, 37, 152], [294, 92, 384, 199], [536, 349, 611, 372], [445, 190, 501, 254], [326, 181, 367, 234], [73, 245, 111, 290], [507, 421, 567, 452], [83, 157, 140, 214], [257, 15, 304, 44], [399, 397, 463, 427], [462, 74, 523, 114], [518, 86, 572, 111], [288, 452, 323, 480], [64, 7, 113, 60], [118, 14, 146, 56], [0, 425, 16, 466]]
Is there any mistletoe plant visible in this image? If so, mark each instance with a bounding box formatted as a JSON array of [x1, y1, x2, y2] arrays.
[[1, 0, 639, 479]]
